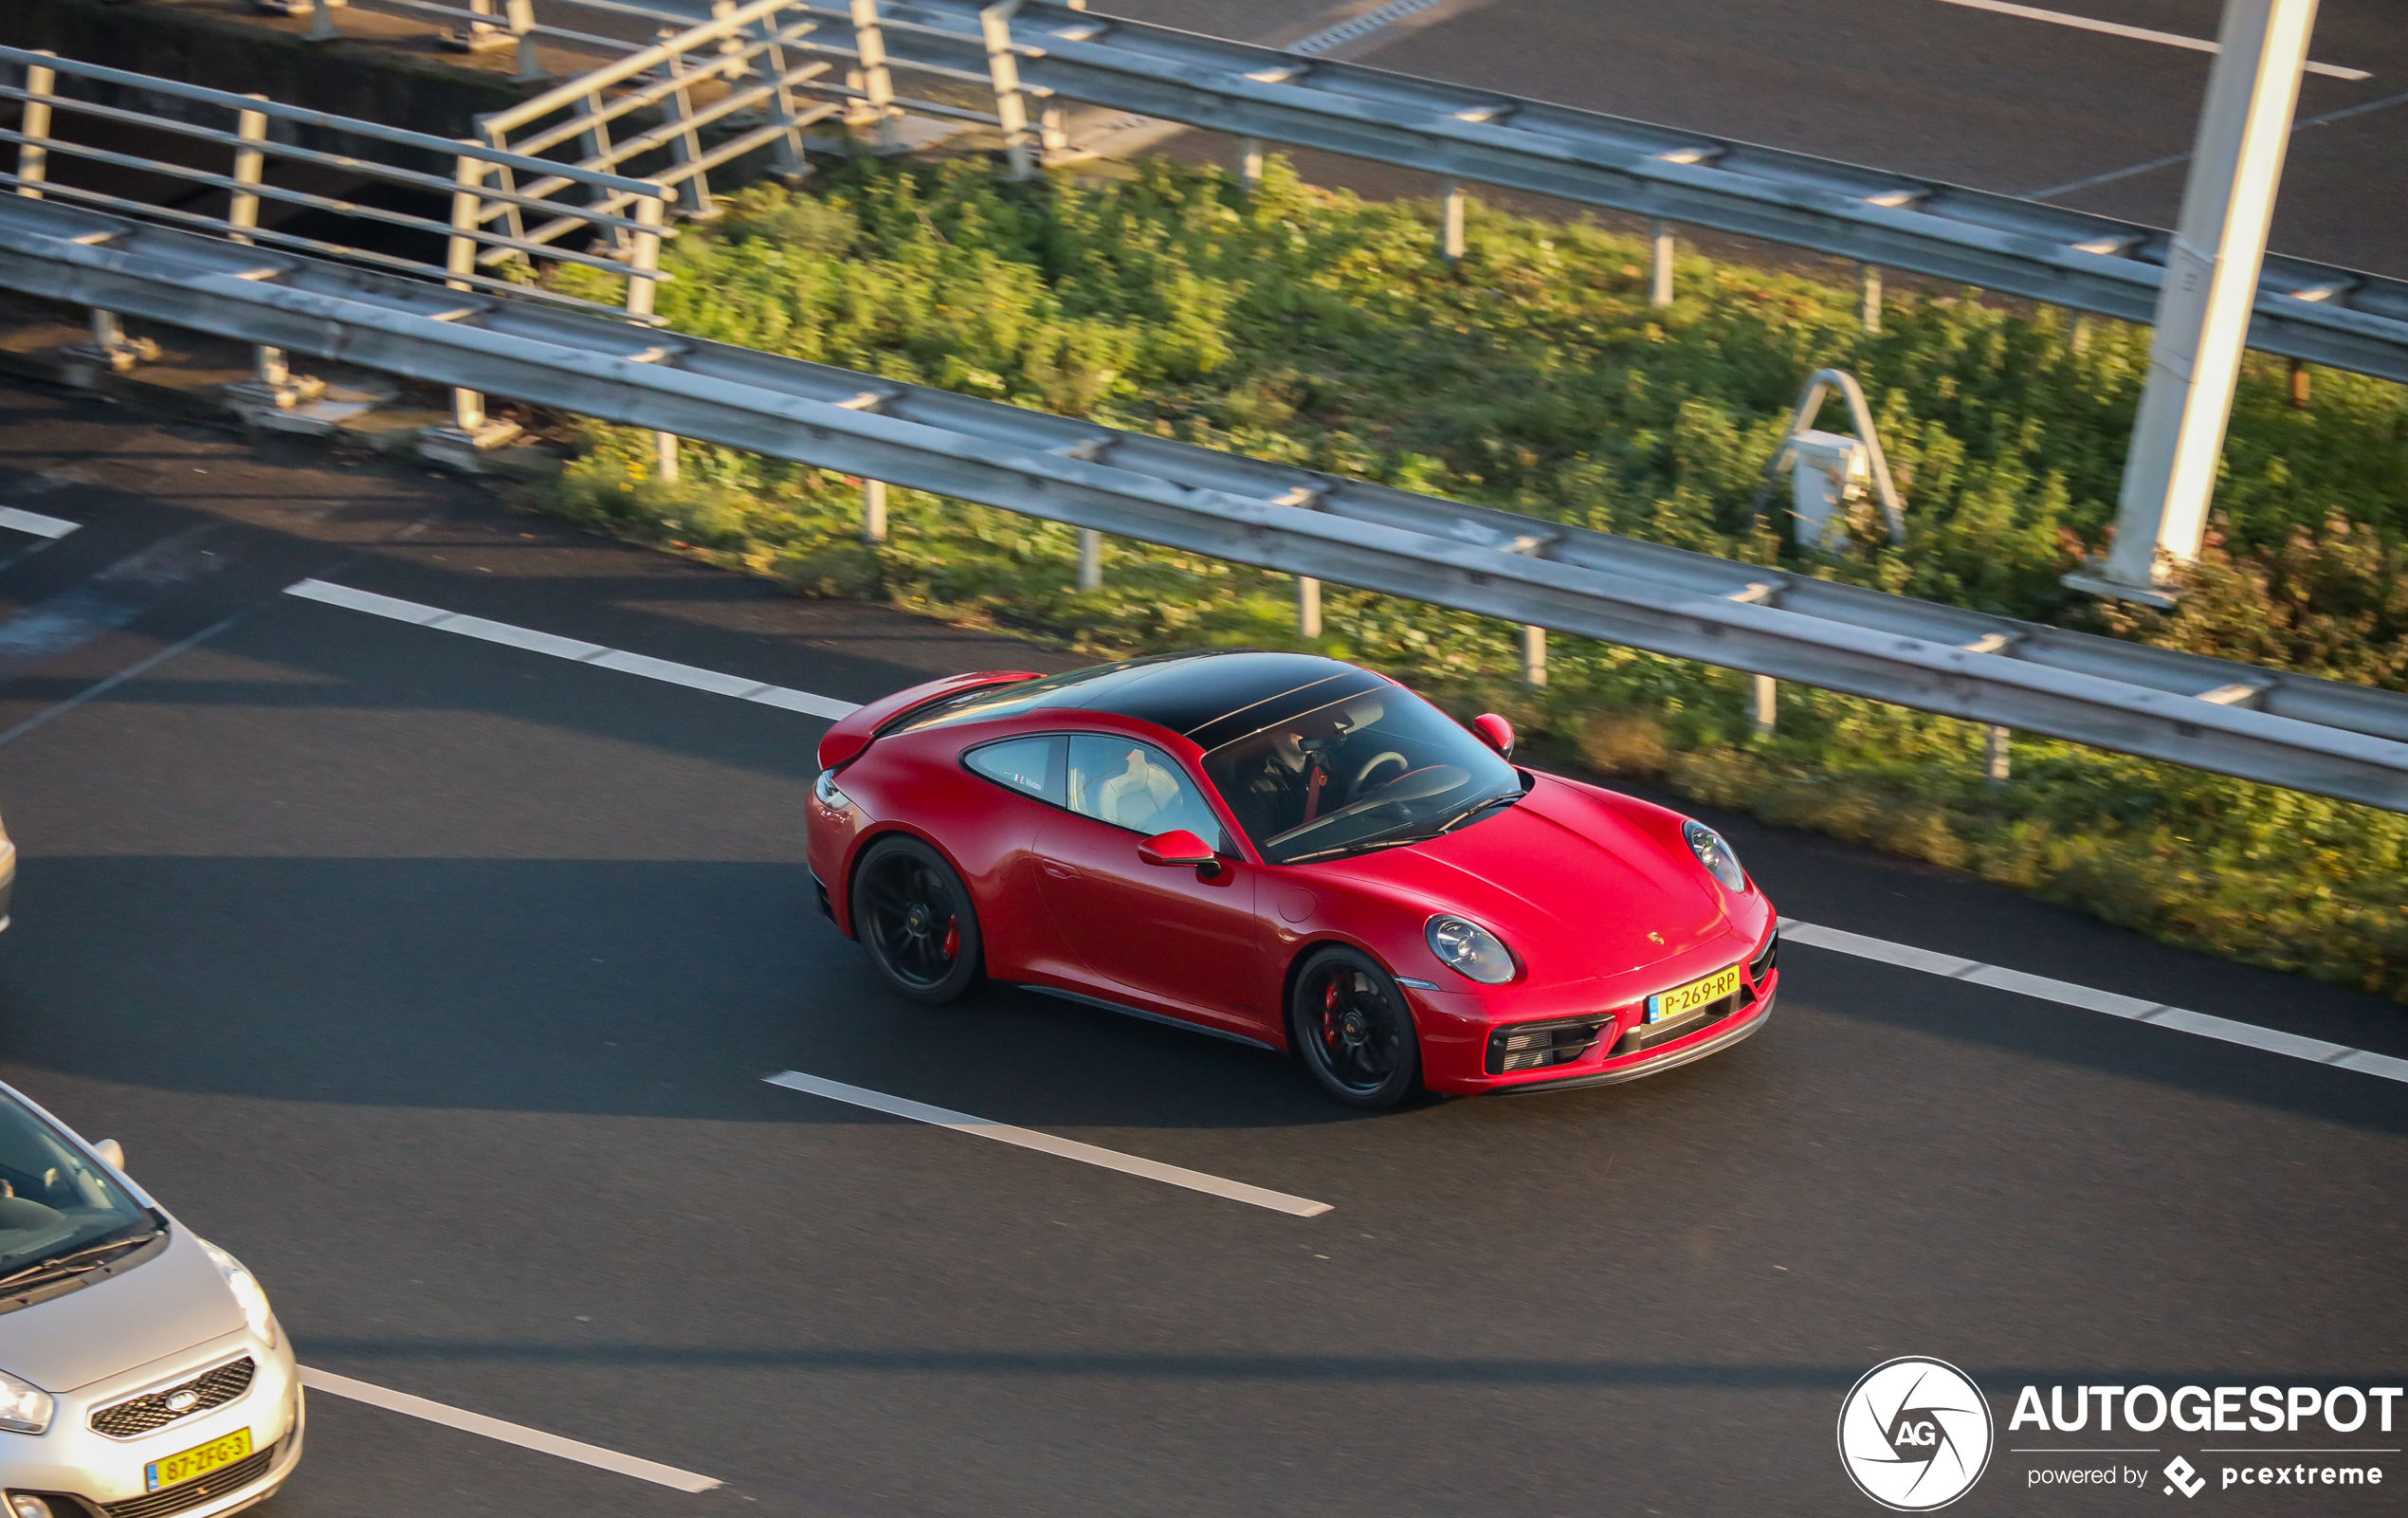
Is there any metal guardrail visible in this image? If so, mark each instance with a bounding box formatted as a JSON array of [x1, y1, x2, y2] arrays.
[[1, 197, 2401, 811], [246, 0, 2408, 380], [0, 46, 671, 310], [783, 0, 2408, 386]]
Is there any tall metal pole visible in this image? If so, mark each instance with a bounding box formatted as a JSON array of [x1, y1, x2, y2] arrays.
[[2072, 0, 2318, 604]]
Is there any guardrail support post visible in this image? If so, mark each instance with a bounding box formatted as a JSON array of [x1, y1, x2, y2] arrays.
[[1984, 724, 2011, 784], [862, 479, 888, 544], [441, 0, 515, 54], [848, 0, 903, 152], [67, 310, 158, 376], [2073, 0, 2317, 605], [981, 1, 1040, 180], [1440, 180, 1467, 263], [16, 53, 54, 199], [1752, 674, 1777, 738], [505, 0, 546, 82], [226, 97, 324, 418], [1859, 264, 1883, 333], [653, 431, 681, 485], [1077, 528, 1102, 590], [1296, 576, 1321, 638], [1649, 218, 1674, 306], [1239, 137, 1264, 191], [661, 46, 713, 219], [1521, 625, 1546, 687]]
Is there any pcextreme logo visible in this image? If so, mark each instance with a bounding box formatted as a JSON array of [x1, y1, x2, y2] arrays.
[[1837, 1357, 1997, 1510]]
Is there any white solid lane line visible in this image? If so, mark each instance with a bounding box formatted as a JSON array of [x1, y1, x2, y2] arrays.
[[289, 576, 2405, 1089], [283, 578, 862, 720], [1928, 0, 2370, 81], [765, 1070, 1336, 1217], [1780, 919, 2408, 1085], [299, 1366, 722, 1492], [0, 506, 79, 539]]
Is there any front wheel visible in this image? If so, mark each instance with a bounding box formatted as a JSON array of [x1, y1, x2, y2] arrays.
[[852, 834, 983, 1005], [1289, 946, 1421, 1108]]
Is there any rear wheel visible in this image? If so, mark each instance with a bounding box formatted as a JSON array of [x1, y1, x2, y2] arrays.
[[852, 834, 982, 1004], [1289, 946, 1421, 1108]]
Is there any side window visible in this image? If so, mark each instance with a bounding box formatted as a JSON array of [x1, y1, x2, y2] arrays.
[[964, 735, 1064, 805], [1066, 735, 1228, 849]]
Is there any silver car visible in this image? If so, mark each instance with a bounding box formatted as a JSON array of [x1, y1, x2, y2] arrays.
[[0, 1083, 300, 1518]]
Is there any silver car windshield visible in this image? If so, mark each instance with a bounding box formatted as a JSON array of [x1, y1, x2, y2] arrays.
[[1202, 686, 1520, 864], [0, 1093, 149, 1280]]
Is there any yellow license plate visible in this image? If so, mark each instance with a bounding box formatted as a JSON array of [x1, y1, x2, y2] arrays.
[[145, 1427, 251, 1493], [1647, 964, 1741, 1023]]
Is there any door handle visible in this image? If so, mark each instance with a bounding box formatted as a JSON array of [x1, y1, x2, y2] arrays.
[[1040, 860, 1079, 881]]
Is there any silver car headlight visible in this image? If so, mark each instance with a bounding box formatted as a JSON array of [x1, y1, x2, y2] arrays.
[[200, 1240, 278, 1349], [813, 770, 851, 811], [0, 1367, 53, 1435], [1427, 916, 1517, 984], [1684, 819, 1746, 893]]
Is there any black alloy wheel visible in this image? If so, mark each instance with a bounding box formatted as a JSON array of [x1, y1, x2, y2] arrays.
[[1289, 946, 1422, 1108], [853, 834, 983, 1004]]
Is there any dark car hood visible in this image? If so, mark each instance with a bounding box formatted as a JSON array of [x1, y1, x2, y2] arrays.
[[1313, 777, 1732, 983]]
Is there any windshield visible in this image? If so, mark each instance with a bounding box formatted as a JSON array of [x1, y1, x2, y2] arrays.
[[0, 1090, 150, 1281], [1202, 686, 1522, 864]]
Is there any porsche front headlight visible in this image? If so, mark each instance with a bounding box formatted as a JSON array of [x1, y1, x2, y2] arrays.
[[1427, 916, 1517, 984], [200, 1240, 279, 1349], [0, 1368, 52, 1435], [1684, 819, 1746, 892]]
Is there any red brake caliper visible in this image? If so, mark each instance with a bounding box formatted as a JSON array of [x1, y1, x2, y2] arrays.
[[1323, 978, 1341, 1049], [939, 918, 960, 960]]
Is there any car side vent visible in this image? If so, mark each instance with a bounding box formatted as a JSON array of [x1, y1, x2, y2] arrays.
[[1487, 1015, 1611, 1075]]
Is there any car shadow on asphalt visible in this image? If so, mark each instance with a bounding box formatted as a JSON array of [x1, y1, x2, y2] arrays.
[[0, 855, 2399, 1140]]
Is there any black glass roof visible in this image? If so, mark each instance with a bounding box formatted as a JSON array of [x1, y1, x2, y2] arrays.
[[885, 650, 1393, 748]]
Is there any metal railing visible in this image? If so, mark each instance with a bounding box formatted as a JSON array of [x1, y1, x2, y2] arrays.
[[810, 0, 2406, 384], [2, 189, 2402, 812], [473, 0, 833, 238], [1, 43, 672, 440], [256, 0, 2408, 379]]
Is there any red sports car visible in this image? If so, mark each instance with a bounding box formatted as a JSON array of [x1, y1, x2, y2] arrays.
[[807, 651, 1778, 1107]]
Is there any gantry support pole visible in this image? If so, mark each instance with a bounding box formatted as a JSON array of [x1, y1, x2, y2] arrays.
[[2076, 0, 2318, 604]]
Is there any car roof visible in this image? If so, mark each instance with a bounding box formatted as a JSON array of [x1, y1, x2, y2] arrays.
[[903, 650, 1393, 750]]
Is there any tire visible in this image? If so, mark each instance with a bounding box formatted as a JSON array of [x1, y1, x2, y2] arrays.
[[1288, 945, 1422, 1109], [851, 834, 983, 1005]]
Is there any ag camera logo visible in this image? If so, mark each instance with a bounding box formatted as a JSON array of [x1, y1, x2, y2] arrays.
[[1838, 1357, 1996, 1510]]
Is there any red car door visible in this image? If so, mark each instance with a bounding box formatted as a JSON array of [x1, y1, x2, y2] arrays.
[[1032, 734, 1268, 1040]]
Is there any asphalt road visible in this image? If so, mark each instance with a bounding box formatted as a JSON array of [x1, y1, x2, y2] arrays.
[[0, 378, 2401, 1517], [1091, 0, 2408, 282]]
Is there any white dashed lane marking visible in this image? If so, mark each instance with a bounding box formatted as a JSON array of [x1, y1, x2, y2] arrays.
[[300, 1366, 722, 1491], [285, 576, 2408, 1090], [766, 1070, 1336, 1216], [283, 578, 861, 719], [0, 506, 81, 539], [1928, 0, 2370, 80], [1780, 920, 2408, 1085]]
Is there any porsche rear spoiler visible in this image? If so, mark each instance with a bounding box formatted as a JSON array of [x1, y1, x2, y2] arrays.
[[813, 670, 1041, 771]]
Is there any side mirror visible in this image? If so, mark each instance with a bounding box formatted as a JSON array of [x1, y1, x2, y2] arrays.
[[1138, 829, 1217, 868], [94, 1139, 126, 1173], [1471, 713, 1516, 759]]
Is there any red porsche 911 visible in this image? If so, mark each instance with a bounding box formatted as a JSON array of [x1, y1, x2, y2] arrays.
[[807, 651, 1778, 1107]]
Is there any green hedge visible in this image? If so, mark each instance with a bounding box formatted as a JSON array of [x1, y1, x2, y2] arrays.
[[545, 155, 2408, 1003]]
